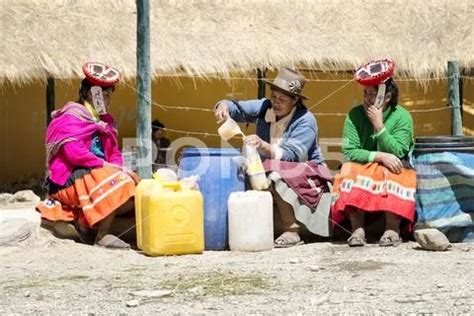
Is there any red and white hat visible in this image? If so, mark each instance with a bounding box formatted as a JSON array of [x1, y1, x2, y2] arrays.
[[82, 62, 121, 87], [355, 59, 395, 86]]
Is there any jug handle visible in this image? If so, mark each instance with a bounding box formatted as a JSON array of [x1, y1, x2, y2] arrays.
[[153, 172, 182, 191], [162, 182, 182, 191]]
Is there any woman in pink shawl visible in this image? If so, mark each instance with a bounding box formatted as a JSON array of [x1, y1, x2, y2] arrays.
[[37, 62, 138, 249]]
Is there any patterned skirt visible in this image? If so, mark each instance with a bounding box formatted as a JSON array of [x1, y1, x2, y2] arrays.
[[331, 162, 416, 230], [37, 167, 137, 228]]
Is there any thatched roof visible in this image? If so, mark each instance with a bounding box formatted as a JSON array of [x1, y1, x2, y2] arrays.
[[1, 0, 473, 84]]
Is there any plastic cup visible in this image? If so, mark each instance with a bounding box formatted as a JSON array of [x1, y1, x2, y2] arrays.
[[218, 118, 244, 141]]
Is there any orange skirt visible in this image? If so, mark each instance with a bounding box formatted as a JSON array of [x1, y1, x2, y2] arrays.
[[331, 162, 416, 229], [37, 167, 138, 228]]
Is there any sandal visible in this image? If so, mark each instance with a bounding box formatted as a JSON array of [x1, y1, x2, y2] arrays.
[[95, 234, 130, 250], [347, 232, 366, 247], [379, 230, 402, 247], [274, 231, 304, 248]]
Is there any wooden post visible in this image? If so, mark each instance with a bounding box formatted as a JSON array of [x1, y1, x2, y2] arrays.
[[257, 68, 266, 99], [448, 61, 463, 136], [46, 77, 55, 125], [136, 0, 152, 178]]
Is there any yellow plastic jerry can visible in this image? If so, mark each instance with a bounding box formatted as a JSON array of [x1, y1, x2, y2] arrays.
[[135, 179, 158, 250], [139, 179, 204, 256]]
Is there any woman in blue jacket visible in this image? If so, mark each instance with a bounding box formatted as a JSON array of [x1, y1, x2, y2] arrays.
[[214, 68, 330, 247]]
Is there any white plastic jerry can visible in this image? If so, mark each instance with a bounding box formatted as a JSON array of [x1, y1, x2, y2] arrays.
[[228, 190, 274, 252]]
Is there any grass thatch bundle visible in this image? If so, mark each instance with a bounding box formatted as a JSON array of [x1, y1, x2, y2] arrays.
[[1, 0, 472, 84]]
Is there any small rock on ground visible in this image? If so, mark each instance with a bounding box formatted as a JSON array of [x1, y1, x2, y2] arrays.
[[414, 229, 451, 251]]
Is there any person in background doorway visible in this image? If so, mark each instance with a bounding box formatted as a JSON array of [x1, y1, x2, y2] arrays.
[[152, 119, 171, 168]]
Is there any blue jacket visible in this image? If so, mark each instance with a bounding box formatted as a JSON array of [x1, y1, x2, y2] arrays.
[[226, 98, 324, 163]]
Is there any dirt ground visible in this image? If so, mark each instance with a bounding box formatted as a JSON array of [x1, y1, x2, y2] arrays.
[[1, 227, 473, 315]]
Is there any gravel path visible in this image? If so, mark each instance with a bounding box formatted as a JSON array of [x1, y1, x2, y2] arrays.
[[1, 228, 473, 314]]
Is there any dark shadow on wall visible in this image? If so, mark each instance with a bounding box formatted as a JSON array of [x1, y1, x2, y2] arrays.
[[0, 173, 46, 199]]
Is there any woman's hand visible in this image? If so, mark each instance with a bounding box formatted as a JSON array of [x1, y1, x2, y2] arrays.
[[214, 100, 230, 124], [366, 105, 384, 132], [244, 135, 272, 156], [244, 134, 263, 148], [375, 152, 403, 174]]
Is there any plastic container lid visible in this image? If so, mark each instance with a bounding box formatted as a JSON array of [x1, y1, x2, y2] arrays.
[[181, 147, 242, 157], [414, 136, 474, 152], [415, 136, 474, 144]]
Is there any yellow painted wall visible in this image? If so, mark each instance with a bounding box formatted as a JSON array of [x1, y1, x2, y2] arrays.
[[1, 72, 472, 183], [462, 77, 474, 136]]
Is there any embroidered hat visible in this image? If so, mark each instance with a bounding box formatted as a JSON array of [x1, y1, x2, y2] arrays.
[[355, 59, 395, 86], [82, 62, 121, 87], [263, 67, 308, 99]]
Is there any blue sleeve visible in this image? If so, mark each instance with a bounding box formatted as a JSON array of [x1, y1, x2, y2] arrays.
[[280, 116, 318, 162], [225, 99, 266, 123]]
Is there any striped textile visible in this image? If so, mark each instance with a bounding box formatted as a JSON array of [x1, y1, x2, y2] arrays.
[[37, 167, 137, 228], [331, 162, 416, 231], [414, 151, 474, 242]]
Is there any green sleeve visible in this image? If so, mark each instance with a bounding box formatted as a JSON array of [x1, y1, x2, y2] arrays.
[[342, 114, 377, 163], [375, 112, 414, 158]]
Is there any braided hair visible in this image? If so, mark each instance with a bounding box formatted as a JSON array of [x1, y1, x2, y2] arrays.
[[379, 78, 399, 107]]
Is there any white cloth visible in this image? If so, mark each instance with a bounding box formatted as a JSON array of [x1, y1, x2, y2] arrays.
[[267, 107, 297, 160], [264, 108, 276, 123]]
